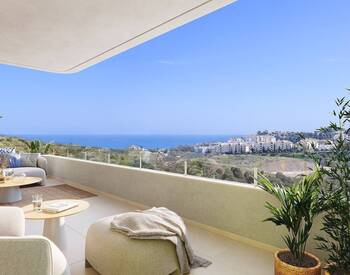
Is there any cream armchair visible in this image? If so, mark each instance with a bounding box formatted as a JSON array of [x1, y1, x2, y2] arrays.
[[0, 207, 70, 275]]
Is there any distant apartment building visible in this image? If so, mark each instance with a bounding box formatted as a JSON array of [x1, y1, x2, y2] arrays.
[[218, 143, 231, 154], [275, 140, 294, 151], [300, 138, 319, 151], [193, 132, 338, 155], [251, 135, 281, 153], [194, 134, 294, 155], [129, 145, 143, 151], [300, 138, 333, 152], [317, 140, 334, 151], [256, 135, 276, 143]]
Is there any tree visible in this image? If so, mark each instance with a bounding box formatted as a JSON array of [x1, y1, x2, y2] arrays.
[[312, 95, 350, 274], [222, 168, 234, 181], [188, 160, 204, 177], [244, 171, 254, 184], [20, 139, 51, 154], [275, 172, 293, 186], [231, 167, 243, 179]]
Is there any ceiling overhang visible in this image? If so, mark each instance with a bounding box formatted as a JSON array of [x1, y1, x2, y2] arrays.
[[0, 0, 235, 73]]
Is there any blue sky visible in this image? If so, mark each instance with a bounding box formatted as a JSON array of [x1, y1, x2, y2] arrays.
[[0, 0, 349, 135]]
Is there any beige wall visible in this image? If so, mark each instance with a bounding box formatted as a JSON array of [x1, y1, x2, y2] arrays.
[[45, 155, 324, 258]]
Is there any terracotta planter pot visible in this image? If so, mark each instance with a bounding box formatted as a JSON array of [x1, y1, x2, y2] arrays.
[[274, 249, 321, 275]]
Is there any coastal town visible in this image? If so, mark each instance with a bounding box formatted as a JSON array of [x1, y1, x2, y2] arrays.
[[193, 131, 335, 155]]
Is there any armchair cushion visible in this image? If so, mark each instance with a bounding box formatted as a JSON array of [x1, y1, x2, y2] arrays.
[[38, 155, 48, 173], [7, 153, 21, 168], [0, 236, 70, 275], [20, 153, 40, 167], [0, 207, 25, 236], [0, 148, 15, 154], [0, 237, 52, 275], [0, 207, 69, 275]]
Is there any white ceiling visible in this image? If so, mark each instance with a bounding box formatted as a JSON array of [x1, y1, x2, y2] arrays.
[[0, 0, 235, 73]]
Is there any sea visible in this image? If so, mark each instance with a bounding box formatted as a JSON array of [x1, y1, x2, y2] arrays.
[[14, 134, 236, 150]]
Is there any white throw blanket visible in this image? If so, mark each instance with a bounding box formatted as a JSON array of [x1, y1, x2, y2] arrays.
[[110, 207, 211, 274]]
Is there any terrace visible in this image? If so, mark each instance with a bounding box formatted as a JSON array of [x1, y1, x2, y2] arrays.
[[22, 155, 322, 274], [0, 1, 332, 274]]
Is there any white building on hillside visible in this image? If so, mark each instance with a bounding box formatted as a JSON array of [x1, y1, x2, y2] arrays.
[[275, 140, 294, 151]]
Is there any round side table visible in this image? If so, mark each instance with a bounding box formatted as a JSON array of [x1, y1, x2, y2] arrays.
[[23, 199, 90, 254], [0, 176, 42, 203]]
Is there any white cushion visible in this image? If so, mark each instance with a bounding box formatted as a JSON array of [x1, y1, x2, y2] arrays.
[[0, 206, 25, 236]]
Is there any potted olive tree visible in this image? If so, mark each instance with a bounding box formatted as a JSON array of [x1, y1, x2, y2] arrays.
[[258, 171, 323, 275], [312, 96, 350, 275]]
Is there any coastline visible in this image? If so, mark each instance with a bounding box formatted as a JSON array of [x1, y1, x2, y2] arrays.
[[9, 134, 237, 150]]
